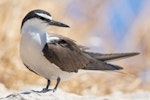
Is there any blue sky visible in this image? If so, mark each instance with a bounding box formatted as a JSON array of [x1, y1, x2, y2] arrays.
[[66, 0, 144, 51], [108, 0, 142, 43]]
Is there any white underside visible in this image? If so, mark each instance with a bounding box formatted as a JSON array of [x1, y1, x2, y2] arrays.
[[20, 24, 76, 81]]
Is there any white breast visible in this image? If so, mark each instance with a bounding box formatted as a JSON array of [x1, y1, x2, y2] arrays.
[[20, 31, 76, 81]]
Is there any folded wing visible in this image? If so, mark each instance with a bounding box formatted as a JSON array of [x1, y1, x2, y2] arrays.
[[42, 33, 139, 72]]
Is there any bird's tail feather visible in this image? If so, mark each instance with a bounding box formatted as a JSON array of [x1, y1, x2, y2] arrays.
[[83, 60, 123, 70], [84, 52, 139, 61], [82, 52, 139, 71]]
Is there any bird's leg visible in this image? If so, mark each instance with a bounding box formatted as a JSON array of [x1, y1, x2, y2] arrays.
[[33, 78, 60, 93], [42, 79, 51, 92], [32, 79, 51, 93], [52, 77, 61, 92]]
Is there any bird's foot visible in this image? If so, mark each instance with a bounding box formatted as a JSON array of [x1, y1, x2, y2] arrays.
[[31, 88, 49, 93], [41, 88, 50, 93], [42, 88, 57, 92], [52, 88, 57, 92], [31, 88, 56, 93]]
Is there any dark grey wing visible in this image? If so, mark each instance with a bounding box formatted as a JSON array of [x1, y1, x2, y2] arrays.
[[84, 51, 139, 61], [82, 51, 140, 70], [43, 33, 127, 72], [42, 38, 90, 72], [83, 60, 123, 70]]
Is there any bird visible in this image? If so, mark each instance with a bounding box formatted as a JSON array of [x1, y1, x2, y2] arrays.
[[20, 9, 139, 92]]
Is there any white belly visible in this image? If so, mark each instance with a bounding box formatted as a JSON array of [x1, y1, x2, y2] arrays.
[[20, 32, 76, 81]]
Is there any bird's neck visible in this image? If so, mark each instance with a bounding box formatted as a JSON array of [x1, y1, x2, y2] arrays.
[[21, 22, 48, 50], [21, 19, 48, 35]]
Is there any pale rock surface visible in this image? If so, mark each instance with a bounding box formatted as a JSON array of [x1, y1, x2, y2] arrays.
[[1, 89, 101, 100], [0, 84, 150, 100]]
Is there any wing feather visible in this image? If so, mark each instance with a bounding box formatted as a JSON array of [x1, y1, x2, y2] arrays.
[[42, 33, 137, 72], [42, 37, 89, 72], [84, 51, 139, 61]]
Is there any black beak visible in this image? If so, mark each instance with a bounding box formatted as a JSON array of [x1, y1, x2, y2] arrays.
[[49, 20, 70, 28]]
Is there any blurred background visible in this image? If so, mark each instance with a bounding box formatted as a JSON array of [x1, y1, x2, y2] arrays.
[[0, 0, 150, 96]]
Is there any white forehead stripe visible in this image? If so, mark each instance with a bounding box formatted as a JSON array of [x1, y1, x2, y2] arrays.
[[36, 13, 52, 20]]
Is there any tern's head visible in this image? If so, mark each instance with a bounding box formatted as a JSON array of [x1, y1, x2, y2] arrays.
[[21, 9, 69, 32]]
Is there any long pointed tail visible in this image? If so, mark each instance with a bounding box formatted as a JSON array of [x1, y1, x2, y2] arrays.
[[84, 52, 139, 61], [83, 60, 123, 70]]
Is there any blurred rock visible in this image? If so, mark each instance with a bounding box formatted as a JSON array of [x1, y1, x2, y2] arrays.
[[0, 83, 15, 98]]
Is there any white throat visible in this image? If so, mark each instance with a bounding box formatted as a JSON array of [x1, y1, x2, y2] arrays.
[[21, 18, 49, 34]]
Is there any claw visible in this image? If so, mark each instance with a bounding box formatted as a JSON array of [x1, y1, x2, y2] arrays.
[[42, 88, 50, 93], [52, 88, 57, 92]]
